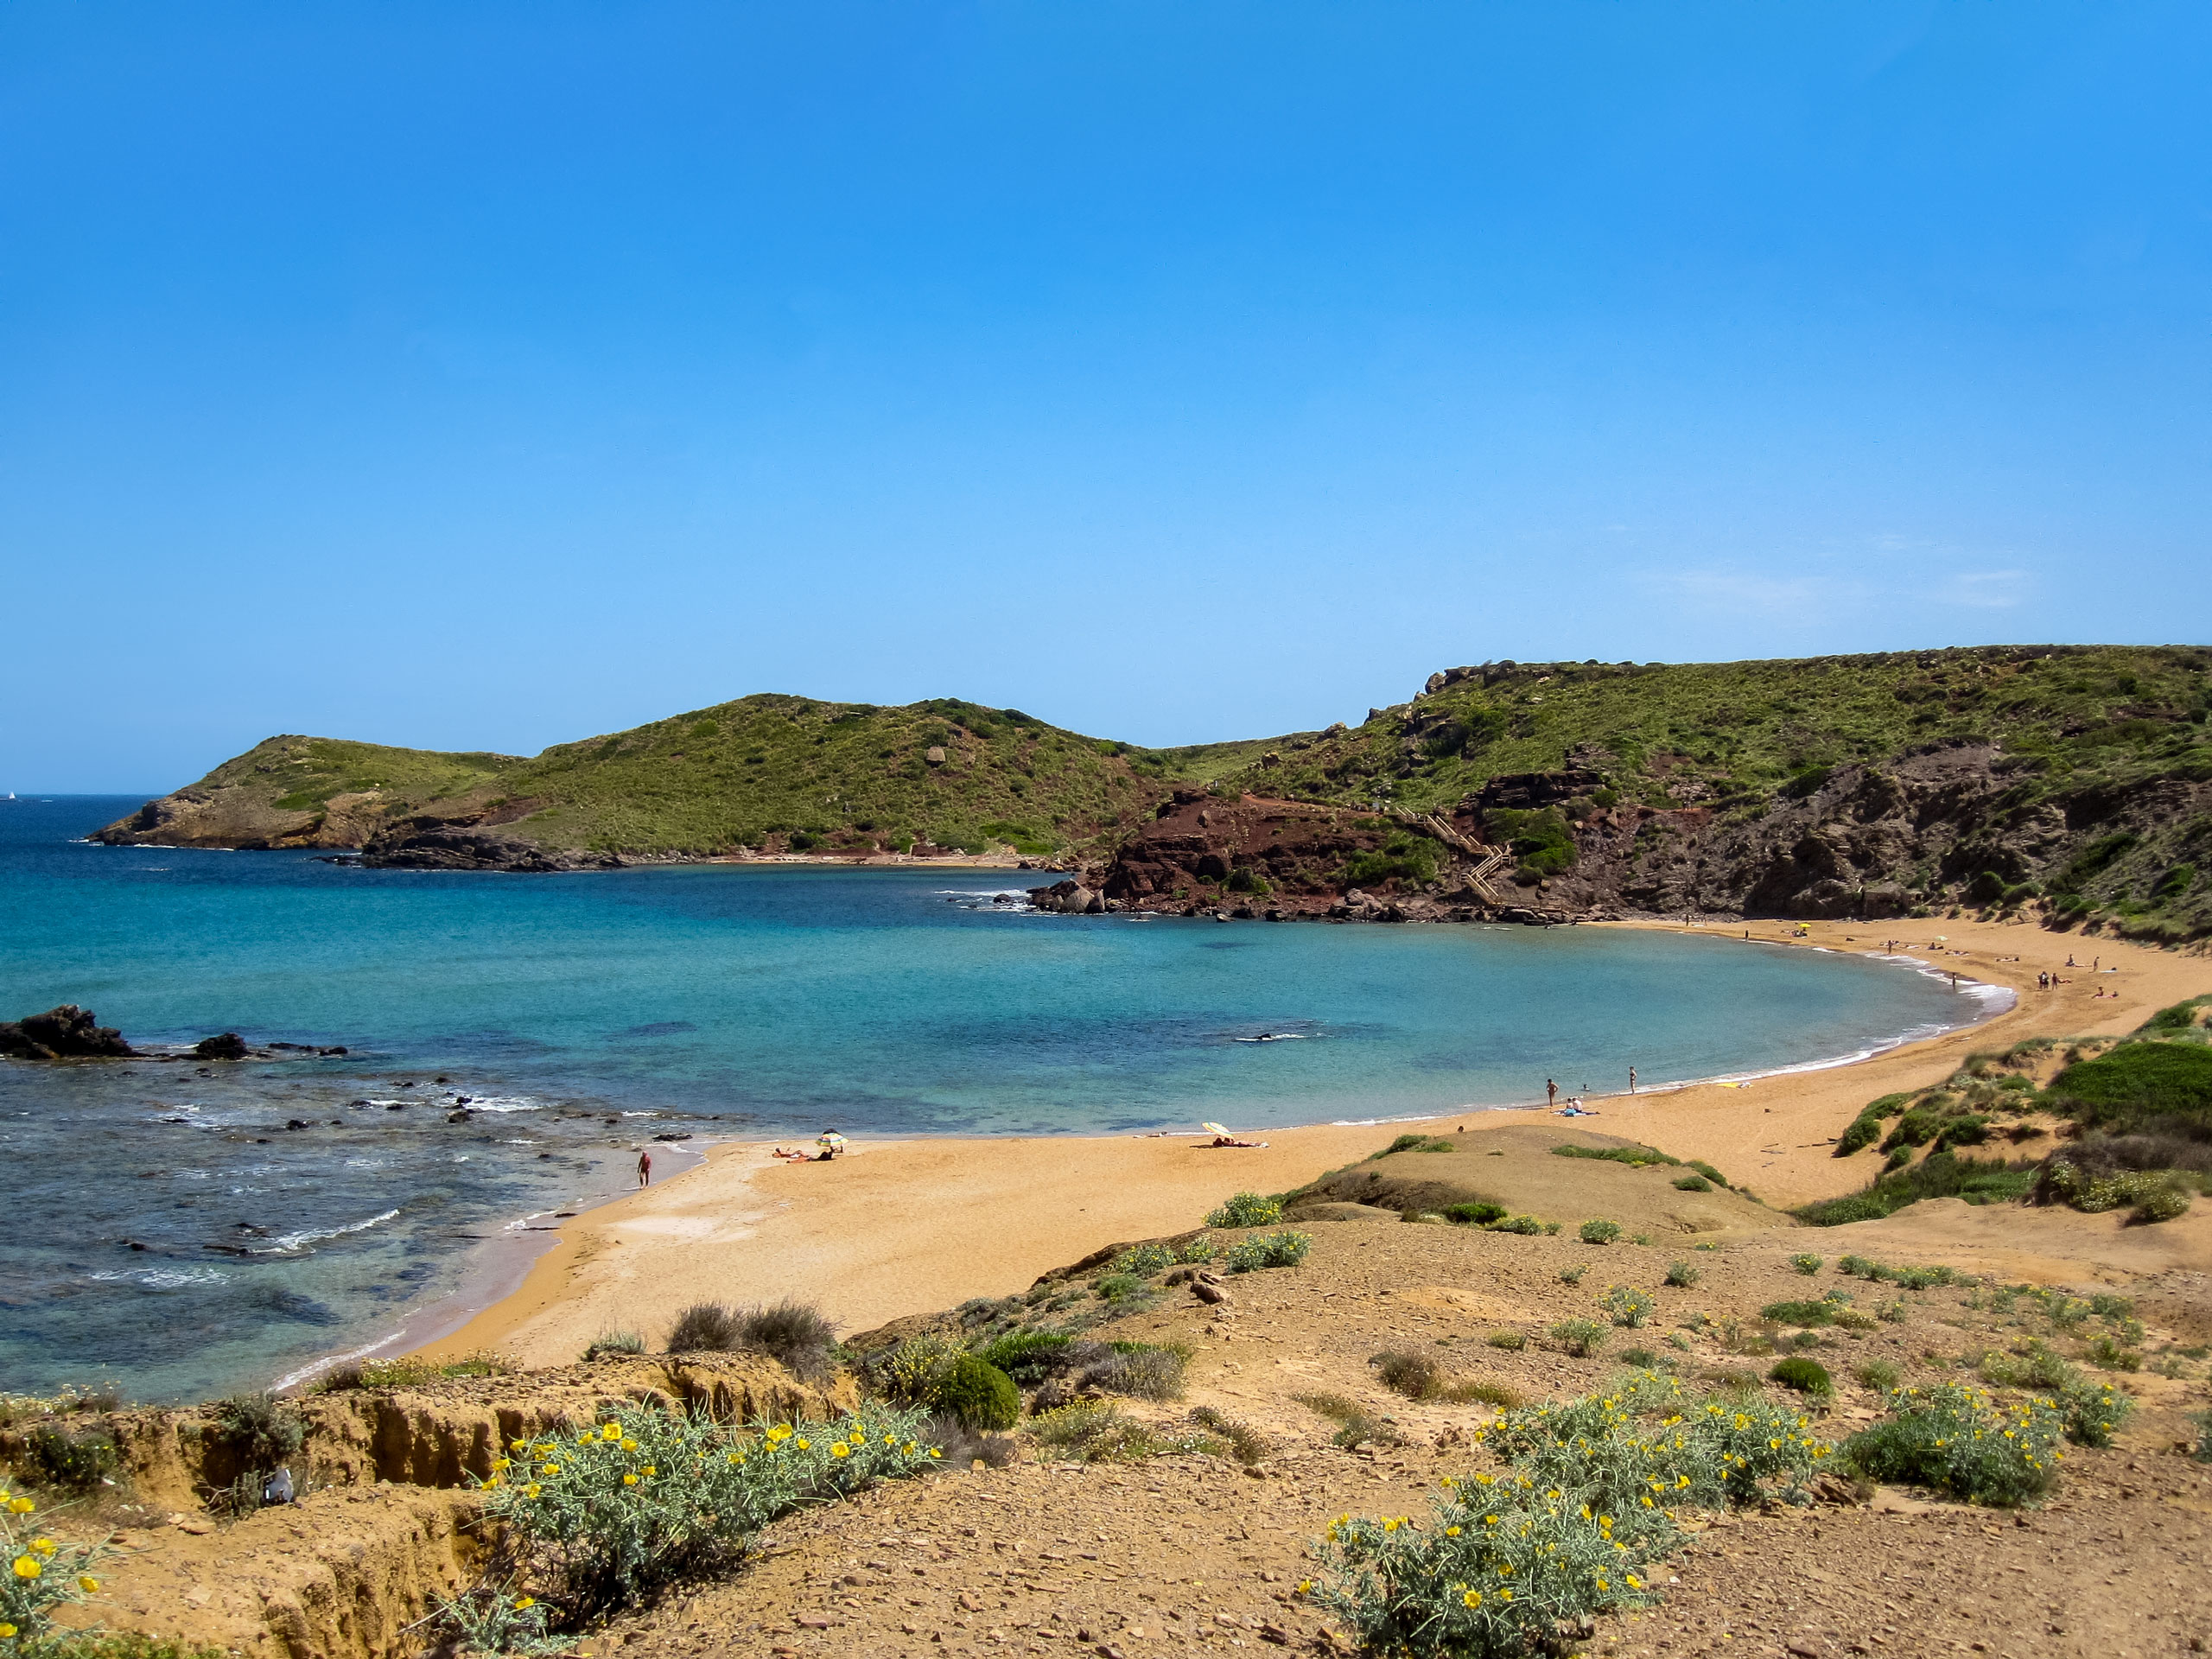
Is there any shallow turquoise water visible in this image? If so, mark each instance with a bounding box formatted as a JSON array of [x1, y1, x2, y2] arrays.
[[0, 796, 1988, 1401]]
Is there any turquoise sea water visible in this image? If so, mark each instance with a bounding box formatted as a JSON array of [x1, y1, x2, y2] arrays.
[[0, 796, 1993, 1402]]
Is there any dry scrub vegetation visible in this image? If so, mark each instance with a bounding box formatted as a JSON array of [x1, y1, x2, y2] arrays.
[[3, 1126, 2210, 1659]]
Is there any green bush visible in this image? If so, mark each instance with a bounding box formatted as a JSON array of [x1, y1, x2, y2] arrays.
[[1759, 1300, 1836, 1328], [1552, 1143, 1679, 1169], [1325, 1381, 1823, 1649], [1686, 1160, 1730, 1187], [2044, 1040, 2212, 1138], [1559, 1262, 1589, 1285], [871, 1333, 963, 1406], [1205, 1192, 1283, 1229], [929, 1357, 1020, 1433], [974, 1331, 1071, 1384], [26, 1425, 117, 1491], [1444, 1201, 1509, 1226], [1113, 1243, 1179, 1276], [1769, 1357, 1833, 1396], [2058, 1376, 2134, 1447], [1853, 1360, 1900, 1393], [1671, 1173, 1712, 1192], [582, 1330, 645, 1361], [1601, 1286, 1657, 1328], [1027, 1401, 1220, 1463], [1492, 1214, 1544, 1235], [1550, 1319, 1608, 1357], [2086, 1334, 2143, 1372], [479, 1403, 938, 1613], [1382, 1134, 1458, 1154], [1662, 1262, 1700, 1288], [1092, 1272, 1147, 1304], [0, 1480, 105, 1646], [1844, 1383, 2062, 1505], [1484, 1331, 1526, 1352], [1224, 1231, 1312, 1272], [1579, 1218, 1622, 1245], [1790, 1254, 1822, 1275], [1316, 1482, 1657, 1657]]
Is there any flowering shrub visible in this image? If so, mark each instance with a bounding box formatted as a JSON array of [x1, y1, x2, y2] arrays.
[[1789, 1254, 1822, 1276], [1315, 1373, 1833, 1656], [475, 1402, 938, 1616], [1479, 1373, 1832, 1512], [1601, 1287, 1656, 1328], [1114, 1243, 1179, 1275], [0, 1484, 103, 1646], [1548, 1319, 1606, 1357], [1842, 1383, 2061, 1506], [1316, 1479, 1662, 1658], [1224, 1231, 1311, 1272], [1205, 1192, 1282, 1229], [1578, 1220, 1621, 1245], [2056, 1376, 2134, 1448]]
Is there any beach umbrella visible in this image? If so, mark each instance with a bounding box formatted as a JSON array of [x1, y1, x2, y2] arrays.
[[817, 1131, 846, 1155]]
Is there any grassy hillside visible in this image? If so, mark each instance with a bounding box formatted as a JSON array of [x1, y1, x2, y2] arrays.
[[490, 695, 1162, 855], [1215, 644, 2212, 937], [102, 696, 1173, 858], [220, 736, 516, 813]]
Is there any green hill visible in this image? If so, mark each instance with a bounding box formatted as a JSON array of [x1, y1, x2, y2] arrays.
[[96, 695, 1171, 861], [1188, 645, 2212, 939]]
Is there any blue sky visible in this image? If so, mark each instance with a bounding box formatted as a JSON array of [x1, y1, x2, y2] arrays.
[[3, 3, 2208, 790]]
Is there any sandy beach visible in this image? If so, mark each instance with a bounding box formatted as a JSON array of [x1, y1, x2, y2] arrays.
[[416, 915, 2211, 1370]]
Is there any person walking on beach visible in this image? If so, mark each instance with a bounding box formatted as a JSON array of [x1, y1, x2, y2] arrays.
[[1546, 1078, 1557, 1107], [1629, 1066, 1637, 1093], [637, 1149, 652, 1187]]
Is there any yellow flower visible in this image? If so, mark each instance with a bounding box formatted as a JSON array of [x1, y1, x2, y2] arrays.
[[1626, 1574, 1642, 1590], [601, 1424, 621, 1440], [492, 1457, 511, 1471], [620, 1438, 638, 1452], [727, 1452, 744, 1465], [524, 1484, 543, 1499], [1443, 1526, 1460, 1537], [901, 1441, 917, 1455], [830, 1444, 850, 1459], [1498, 1589, 1513, 1603], [794, 1440, 810, 1451], [623, 1474, 639, 1486], [12, 1557, 41, 1580], [77, 1574, 99, 1593], [0, 1623, 16, 1638], [1461, 1590, 1483, 1609], [6, 1499, 31, 1515], [1296, 1580, 1313, 1596], [483, 1477, 503, 1491], [929, 1447, 942, 1459], [514, 1597, 536, 1611]]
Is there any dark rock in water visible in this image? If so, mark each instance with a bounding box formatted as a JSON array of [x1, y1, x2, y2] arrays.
[[0, 1005, 137, 1059], [359, 823, 623, 873], [447, 1109, 473, 1123], [194, 1032, 250, 1060], [285, 1119, 309, 1130], [1029, 878, 1106, 914], [652, 1130, 694, 1141]]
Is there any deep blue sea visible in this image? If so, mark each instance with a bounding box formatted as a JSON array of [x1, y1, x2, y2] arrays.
[[0, 795, 1994, 1402]]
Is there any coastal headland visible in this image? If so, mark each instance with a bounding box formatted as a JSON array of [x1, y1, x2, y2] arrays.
[[415, 913, 2212, 1373]]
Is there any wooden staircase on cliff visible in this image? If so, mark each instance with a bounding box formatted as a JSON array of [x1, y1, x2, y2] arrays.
[[1391, 809, 1513, 906]]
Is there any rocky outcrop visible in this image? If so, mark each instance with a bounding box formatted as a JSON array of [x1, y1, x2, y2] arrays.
[[96, 783, 404, 851], [1027, 879, 1106, 913], [1094, 739, 2212, 926], [357, 824, 623, 873], [0, 1004, 136, 1059]]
